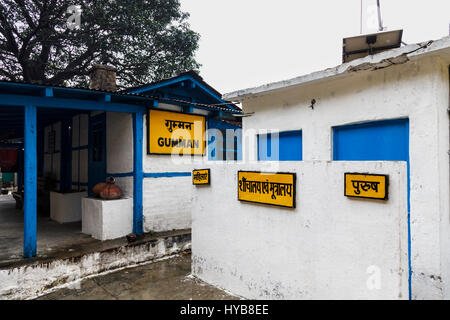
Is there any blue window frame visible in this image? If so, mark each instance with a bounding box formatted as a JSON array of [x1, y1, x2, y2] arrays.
[[258, 130, 302, 161], [208, 118, 242, 161]]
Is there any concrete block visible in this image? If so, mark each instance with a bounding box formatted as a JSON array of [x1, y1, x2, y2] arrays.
[[50, 191, 87, 224], [82, 197, 133, 240]]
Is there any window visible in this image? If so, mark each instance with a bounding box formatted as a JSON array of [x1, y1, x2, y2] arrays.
[[208, 128, 241, 161], [258, 130, 302, 161]]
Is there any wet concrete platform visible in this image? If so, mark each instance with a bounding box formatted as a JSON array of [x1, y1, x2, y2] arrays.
[[0, 194, 97, 266], [36, 254, 238, 300], [0, 194, 190, 270], [1, 193, 194, 300]]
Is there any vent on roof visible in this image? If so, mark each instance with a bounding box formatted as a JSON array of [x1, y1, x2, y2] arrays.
[[89, 64, 117, 92], [342, 29, 403, 63]]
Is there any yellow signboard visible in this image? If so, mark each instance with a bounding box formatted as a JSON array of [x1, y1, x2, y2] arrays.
[[238, 171, 296, 208], [344, 173, 388, 200], [193, 169, 210, 185], [148, 109, 206, 155]]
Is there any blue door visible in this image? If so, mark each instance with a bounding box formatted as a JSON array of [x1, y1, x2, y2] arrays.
[[88, 113, 106, 196], [258, 130, 302, 161]]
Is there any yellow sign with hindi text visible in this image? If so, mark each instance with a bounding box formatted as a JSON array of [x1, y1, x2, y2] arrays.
[[148, 109, 206, 155], [193, 169, 210, 185], [238, 171, 296, 208], [344, 173, 388, 200]]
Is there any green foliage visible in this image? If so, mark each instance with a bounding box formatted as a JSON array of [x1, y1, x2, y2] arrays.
[[0, 0, 201, 88]]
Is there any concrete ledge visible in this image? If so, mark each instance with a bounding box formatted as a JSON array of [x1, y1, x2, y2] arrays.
[[0, 229, 191, 300]]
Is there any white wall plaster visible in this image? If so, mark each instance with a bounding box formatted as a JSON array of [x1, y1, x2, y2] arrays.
[[237, 56, 449, 299], [50, 191, 87, 224], [192, 161, 408, 300], [82, 197, 133, 241]]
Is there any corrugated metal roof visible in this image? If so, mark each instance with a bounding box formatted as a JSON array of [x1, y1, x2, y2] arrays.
[[122, 70, 222, 97], [0, 79, 242, 114], [122, 70, 241, 113]]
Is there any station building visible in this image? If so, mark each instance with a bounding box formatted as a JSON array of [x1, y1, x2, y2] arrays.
[[191, 36, 450, 299], [0, 67, 241, 261]]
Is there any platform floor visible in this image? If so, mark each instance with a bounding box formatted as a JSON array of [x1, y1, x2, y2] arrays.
[[37, 254, 237, 300], [0, 194, 98, 266]]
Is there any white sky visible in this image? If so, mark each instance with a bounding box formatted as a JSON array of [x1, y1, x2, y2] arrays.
[[180, 0, 450, 94]]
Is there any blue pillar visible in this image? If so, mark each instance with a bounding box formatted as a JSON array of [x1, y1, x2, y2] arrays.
[[24, 105, 37, 258], [133, 111, 144, 235]]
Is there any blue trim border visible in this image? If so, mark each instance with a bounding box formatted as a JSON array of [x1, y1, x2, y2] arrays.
[[144, 172, 191, 178], [107, 171, 192, 179]]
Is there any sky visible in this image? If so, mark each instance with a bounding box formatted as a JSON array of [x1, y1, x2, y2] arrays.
[[180, 0, 450, 95]]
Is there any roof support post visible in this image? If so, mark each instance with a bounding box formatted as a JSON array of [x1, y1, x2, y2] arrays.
[[23, 105, 37, 258], [133, 110, 144, 235]]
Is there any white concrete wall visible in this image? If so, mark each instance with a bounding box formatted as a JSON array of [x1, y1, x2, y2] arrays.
[[141, 109, 211, 232], [192, 161, 409, 300], [82, 197, 133, 240], [102, 108, 211, 232], [106, 112, 133, 175], [239, 56, 450, 299], [435, 58, 450, 300], [142, 176, 192, 232], [104, 109, 207, 232], [106, 112, 133, 198]]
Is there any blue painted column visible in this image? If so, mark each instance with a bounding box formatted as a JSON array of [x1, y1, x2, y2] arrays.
[[24, 105, 37, 258], [133, 110, 144, 235]]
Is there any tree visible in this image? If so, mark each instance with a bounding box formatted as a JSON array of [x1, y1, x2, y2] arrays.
[[0, 0, 200, 88]]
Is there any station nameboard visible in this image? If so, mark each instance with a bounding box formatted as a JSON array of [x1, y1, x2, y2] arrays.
[[148, 109, 206, 155], [344, 173, 388, 200], [193, 169, 210, 185], [238, 171, 296, 208]]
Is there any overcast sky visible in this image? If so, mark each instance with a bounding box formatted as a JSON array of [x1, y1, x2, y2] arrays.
[[180, 0, 450, 95]]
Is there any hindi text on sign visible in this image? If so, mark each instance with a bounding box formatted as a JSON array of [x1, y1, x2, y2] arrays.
[[193, 169, 210, 185], [148, 109, 206, 155], [344, 173, 388, 200], [238, 171, 296, 208]]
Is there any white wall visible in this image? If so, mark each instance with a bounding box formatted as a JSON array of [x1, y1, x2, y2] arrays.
[[143, 176, 192, 232], [141, 110, 211, 232], [239, 56, 450, 299], [106, 112, 133, 198], [103, 109, 209, 232], [192, 161, 408, 299]]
